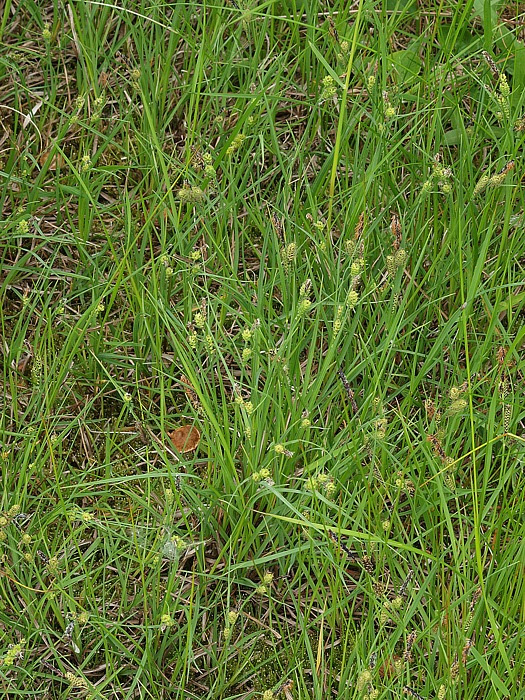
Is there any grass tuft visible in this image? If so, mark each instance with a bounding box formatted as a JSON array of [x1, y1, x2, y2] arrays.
[[1, 1, 524, 698]]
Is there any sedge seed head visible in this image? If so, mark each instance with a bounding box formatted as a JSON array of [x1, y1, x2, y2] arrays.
[[473, 173, 490, 196], [299, 279, 312, 298], [346, 290, 359, 309], [305, 476, 318, 490], [350, 261, 361, 277], [187, 332, 197, 348], [449, 399, 467, 414], [394, 249, 407, 267], [227, 610, 239, 625], [391, 596, 403, 610], [357, 670, 372, 691], [385, 106, 396, 119], [161, 614, 175, 628], [386, 254, 397, 277], [499, 74, 510, 97], [296, 297, 312, 317]]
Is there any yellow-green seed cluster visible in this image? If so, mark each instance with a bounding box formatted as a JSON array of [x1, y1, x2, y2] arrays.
[[379, 595, 404, 624], [300, 410, 311, 428], [357, 669, 379, 698], [202, 152, 216, 178], [305, 471, 335, 496], [280, 242, 297, 273], [0, 505, 21, 543], [320, 75, 337, 100], [473, 160, 514, 196], [382, 90, 396, 120], [255, 571, 274, 594], [296, 278, 313, 318], [80, 154, 92, 172], [65, 672, 89, 688], [241, 324, 256, 364], [274, 443, 293, 456], [496, 74, 511, 120], [252, 467, 271, 483], [386, 249, 406, 279], [161, 613, 175, 629], [0, 638, 26, 667], [447, 385, 468, 417], [223, 609, 240, 641], [422, 154, 454, 193], [336, 40, 350, 62], [226, 133, 246, 156], [17, 218, 30, 234], [177, 185, 206, 203], [235, 396, 255, 415]]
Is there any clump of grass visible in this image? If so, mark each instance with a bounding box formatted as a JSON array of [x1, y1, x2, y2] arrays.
[[0, 1, 524, 698]]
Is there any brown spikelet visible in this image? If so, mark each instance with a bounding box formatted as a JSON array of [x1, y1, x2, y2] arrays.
[[482, 51, 500, 81], [497, 160, 515, 176], [134, 420, 148, 445], [424, 398, 436, 421], [399, 569, 414, 597], [458, 376, 474, 393], [327, 16, 339, 44], [391, 213, 402, 250], [372, 580, 386, 596], [275, 679, 293, 697], [328, 529, 359, 560], [361, 554, 375, 574], [271, 212, 285, 240], [355, 212, 365, 239], [180, 375, 200, 410], [462, 637, 474, 666], [39, 150, 65, 170], [470, 586, 482, 612], [463, 609, 474, 633], [427, 433, 447, 461], [469, 586, 481, 612], [403, 630, 417, 662], [37, 550, 49, 564], [16, 353, 32, 376], [337, 368, 358, 413]]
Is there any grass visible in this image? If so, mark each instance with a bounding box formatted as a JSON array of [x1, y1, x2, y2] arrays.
[[0, 0, 524, 698]]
